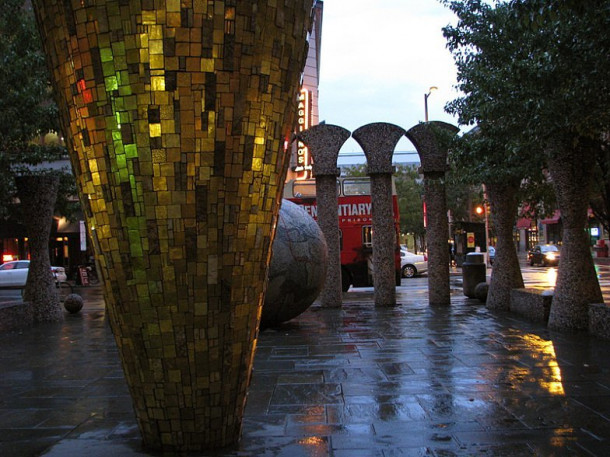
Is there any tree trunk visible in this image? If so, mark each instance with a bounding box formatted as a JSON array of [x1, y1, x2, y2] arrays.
[[16, 174, 62, 323], [485, 181, 524, 310], [547, 143, 603, 332]]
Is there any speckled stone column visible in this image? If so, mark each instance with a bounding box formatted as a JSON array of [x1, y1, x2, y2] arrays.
[[546, 145, 603, 332], [352, 123, 406, 307], [298, 124, 351, 307], [15, 175, 63, 322], [485, 180, 524, 310], [33, 1, 313, 451], [406, 122, 458, 306]]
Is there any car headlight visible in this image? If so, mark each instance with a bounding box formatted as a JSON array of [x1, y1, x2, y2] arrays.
[[545, 252, 556, 260]]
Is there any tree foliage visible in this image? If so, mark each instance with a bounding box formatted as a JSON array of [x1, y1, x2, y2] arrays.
[[440, 0, 608, 325], [394, 164, 425, 241], [442, 0, 610, 225], [0, 0, 76, 219], [442, 0, 610, 224]]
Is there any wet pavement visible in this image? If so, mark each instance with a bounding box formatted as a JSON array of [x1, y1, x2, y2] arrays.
[[1, 279, 610, 456]]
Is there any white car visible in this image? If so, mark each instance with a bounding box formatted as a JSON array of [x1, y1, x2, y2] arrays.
[[0, 260, 67, 287], [400, 249, 428, 278]]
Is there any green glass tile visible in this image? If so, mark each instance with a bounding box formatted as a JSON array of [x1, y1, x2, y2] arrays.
[[125, 144, 138, 158], [100, 47, 114, 62], [105, 75, 118, 91]]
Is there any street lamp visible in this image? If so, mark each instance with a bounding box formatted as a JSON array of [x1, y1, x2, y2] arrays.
[[424, 86, 438, 122]]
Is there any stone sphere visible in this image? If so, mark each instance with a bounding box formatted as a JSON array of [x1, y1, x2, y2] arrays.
[[64, 294, 84, 314], [262, 200, 327, 328], [474, 282, 489, 303]]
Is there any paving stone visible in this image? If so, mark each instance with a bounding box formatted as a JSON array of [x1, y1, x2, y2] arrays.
[[2, 282, 610, 456]]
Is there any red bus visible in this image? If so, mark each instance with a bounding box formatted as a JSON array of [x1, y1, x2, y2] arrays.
[[284, 177, 402, 291]]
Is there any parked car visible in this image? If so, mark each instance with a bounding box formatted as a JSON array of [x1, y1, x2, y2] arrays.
[[0, 260, 67, 287], [528, 244, 560, 267], [400, 249, 428, 278]]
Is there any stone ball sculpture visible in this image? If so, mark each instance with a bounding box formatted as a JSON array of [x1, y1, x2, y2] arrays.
[[63, 294, 84, 314], [262, 200, 328, 328], [474, 282, 489, 303]]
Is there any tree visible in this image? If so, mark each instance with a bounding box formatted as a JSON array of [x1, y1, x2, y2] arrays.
[[0, 0, 74, 322], [441, 0, 610, 329], [441, 1, 546, 310], [394, 164, 425, 251]]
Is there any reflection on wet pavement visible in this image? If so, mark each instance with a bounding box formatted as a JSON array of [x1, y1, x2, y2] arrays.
[[0, 283, 609, 456]]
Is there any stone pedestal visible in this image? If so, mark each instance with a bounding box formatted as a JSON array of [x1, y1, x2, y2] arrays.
[[33, 1, 313, 451]]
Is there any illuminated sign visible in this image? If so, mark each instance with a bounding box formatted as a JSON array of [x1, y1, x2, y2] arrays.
[[294, 88, 312, 180], [294, 196, 374, 223], [467, 232, 475, 248]]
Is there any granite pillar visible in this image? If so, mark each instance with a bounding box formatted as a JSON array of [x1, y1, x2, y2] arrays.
[[352, 123, 406, 307], [16, 175, 63, 322], [298, 124, 351, 307], [32, 1, 314, 451], [406, 122, 458, 306]]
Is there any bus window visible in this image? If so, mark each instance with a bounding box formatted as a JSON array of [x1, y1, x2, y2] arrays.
[[291, 179, 341, 198], [343, 179, 371, 196], [362, 226, 373, 248], [292, 181, 317, 198]]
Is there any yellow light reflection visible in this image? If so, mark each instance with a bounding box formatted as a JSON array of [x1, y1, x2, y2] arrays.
[[546, 267, 558, 288], [521, 334, 565, 395], [297, 436, 327, 454]]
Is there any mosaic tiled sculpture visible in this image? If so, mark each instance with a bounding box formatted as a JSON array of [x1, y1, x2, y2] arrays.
[[352, 123, 407, 307], [298, 124, 351, 306], [32, 1, 314, 451], [406, 122, 459, 306]]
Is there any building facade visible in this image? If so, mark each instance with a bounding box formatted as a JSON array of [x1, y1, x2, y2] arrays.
[[287, 0, 323, 181]]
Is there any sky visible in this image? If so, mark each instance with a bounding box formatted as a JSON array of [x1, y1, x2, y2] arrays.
[[317, 0, 460, 154]]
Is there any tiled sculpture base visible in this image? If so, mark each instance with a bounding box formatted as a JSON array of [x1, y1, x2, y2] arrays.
[[33, 0, 313, 451]]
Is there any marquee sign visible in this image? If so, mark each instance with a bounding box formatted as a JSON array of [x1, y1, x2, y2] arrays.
[[294, 88, 313, 180]]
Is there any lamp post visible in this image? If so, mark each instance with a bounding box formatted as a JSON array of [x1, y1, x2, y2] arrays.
[[424, 86, 438, 122]]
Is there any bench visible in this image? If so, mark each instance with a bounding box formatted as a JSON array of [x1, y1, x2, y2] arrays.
[[589, 303, 610, 340], [0, 302, 32, 332], [510, 288, 553, 324]]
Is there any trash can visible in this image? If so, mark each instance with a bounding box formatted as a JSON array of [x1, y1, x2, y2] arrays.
[[462, 252, 486, 298]]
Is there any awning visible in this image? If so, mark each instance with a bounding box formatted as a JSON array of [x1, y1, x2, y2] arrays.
[[541, 210, 561, 225], [516, 217, 533, 229]]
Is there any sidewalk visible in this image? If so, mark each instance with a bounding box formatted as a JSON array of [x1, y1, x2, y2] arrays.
[[1, 283, 610, 456]]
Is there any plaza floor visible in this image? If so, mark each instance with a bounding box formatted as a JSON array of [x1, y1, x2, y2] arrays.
[[1, 279, 610, 456]]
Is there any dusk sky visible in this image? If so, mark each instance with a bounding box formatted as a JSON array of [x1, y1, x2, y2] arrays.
[[317, 0, 461, 154]]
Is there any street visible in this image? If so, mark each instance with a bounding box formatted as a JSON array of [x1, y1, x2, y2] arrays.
[[2, 260, 609, 307], [398, 257, 610, 304], [518, 260, 610, 303]]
